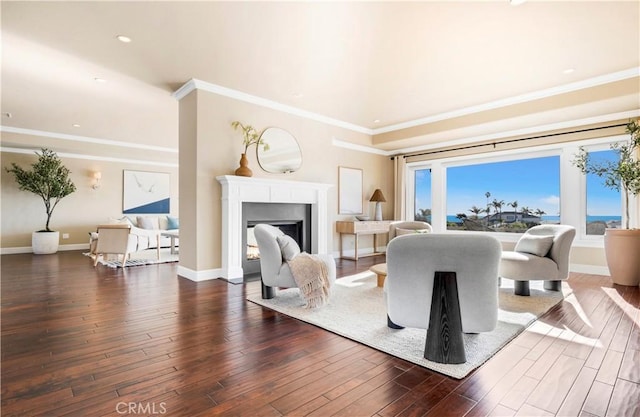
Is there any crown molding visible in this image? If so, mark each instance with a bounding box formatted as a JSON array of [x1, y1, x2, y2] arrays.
[[332, 138, 392, 156], [0, 126, 178, 154], [0, 146, 178, 167], [172, 78, 373, 135], [392, 109, 640, 156], [373, 67, 640, 135]]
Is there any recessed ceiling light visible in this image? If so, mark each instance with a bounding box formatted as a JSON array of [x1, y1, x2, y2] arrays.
[[116, 35, 132, 43], [94, 77, 107, 83], [292, 92, 304, 98], [72, 123, 81, 128], [563, 68, 575, 74], [373, 119, 381, 124], [509, 0, 526, 5]]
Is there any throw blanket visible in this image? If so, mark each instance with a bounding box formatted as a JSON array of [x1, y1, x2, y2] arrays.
[[287, 253, 331, 308]]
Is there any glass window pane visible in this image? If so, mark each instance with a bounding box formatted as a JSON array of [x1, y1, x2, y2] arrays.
[[586, 150, 622, 235], [414, 169, 431, 222], [446, 156, 560, 232]]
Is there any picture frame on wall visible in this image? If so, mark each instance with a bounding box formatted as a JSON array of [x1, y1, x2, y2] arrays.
[[338, 166, 363, 215], [123, 170, 170, 214]]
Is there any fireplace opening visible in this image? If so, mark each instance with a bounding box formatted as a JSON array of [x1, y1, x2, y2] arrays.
[[242, 202, 311, 280], [246, 221, 303, 261]]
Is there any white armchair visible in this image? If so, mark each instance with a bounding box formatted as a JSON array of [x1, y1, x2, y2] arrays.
[[499, 224, 576, 296], [92, 224, 138, 267], [388, 221, 433, 239], [253, 224, 336, 299], [385, 233, 502, 363]]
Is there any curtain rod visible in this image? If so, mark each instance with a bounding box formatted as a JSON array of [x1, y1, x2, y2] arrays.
[[390, 123, 627, 160]]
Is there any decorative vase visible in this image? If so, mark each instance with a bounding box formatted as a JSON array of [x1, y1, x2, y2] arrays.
[[235, 153, 253, 177], [32, 231, 60, 254], [604, 228, 640, 286]]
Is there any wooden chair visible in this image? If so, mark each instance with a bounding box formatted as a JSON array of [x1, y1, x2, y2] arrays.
[[93, 224, 137, 267]]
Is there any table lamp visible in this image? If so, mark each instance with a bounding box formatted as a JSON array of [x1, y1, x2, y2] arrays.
[[370, 189, 386, 221]]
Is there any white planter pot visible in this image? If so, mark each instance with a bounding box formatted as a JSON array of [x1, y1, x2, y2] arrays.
[[32, 231, 60, 254]]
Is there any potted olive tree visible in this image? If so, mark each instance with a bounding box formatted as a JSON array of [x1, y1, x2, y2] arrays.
[[573, 120, 640, 286], [6, 148, 76, 254]]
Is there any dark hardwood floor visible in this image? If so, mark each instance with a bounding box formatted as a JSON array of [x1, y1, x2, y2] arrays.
[[1, 251, 638, 416]]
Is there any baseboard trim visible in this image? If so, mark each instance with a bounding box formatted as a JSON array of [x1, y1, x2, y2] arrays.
[[1, 243, 89, 255], [177, 266, 225, 282], [570, 263, 610, 277]]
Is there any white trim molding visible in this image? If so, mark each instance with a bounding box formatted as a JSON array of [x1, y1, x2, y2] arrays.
[[373, 67, 640, 134], [216, 175, 332, 281], [331, 138, 392, 156], [177, 266, 226, 282], [173, 78, 372, 135], [1, 126, 178, 154]]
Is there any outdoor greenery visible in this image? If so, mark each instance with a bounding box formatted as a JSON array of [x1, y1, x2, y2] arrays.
[[573, 119, 640, 229], [5, 148, 76, 232], [231, 121, 270, 154], [415, 191, 550, 233]]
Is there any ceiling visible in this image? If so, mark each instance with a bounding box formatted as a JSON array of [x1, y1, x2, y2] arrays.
[[1, 1, 639, 161]]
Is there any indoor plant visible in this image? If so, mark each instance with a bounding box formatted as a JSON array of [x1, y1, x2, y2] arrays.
[[231, 121, 268, 177], [573, 119, 640, 285], [6, 148, 77, 254]]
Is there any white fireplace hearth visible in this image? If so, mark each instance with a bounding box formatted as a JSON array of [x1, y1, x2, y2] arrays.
[[216, 175, 332, 283]]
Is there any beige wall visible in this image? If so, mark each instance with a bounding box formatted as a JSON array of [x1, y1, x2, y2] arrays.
[[178, 89, 393, 273], [1, 151, 179, 249]]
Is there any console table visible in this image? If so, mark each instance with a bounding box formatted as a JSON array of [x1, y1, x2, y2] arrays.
[[336, 220, 392, 260]]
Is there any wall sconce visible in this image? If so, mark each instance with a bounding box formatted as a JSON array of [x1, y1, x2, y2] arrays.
[[91, 171, 102, 189], [369, 189, 386, 221]]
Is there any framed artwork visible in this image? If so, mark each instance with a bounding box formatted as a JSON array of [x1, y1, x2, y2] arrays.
[[338, 166, 363, 214], [123, 170, 170, 214]]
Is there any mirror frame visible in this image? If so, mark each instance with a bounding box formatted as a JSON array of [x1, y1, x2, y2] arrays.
[[257, 127, 302, 174]]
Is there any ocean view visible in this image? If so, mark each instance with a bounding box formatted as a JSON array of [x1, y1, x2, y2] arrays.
[[445, 215, 622, 224]]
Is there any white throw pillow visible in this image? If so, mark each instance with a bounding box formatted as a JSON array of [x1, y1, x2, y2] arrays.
[[137, 216, 159, 230], [108, 216, 134, 227], [276, 235, 301, 261], [396, 228, 429, 236], [515, 234, 554, 257]]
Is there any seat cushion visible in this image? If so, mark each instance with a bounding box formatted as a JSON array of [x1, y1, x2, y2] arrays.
[[500, 251, 559, 281]]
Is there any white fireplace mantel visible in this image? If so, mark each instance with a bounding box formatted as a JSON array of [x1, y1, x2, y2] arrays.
[[216, 175, 333, 282]]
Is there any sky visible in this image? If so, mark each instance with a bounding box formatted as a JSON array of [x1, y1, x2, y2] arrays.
[[415, 151, 621, 217]]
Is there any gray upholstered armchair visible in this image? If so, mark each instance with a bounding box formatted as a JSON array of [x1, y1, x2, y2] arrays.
[[253, 224, 336, 299], [385, 233, 502, 363], [499, 224, 576, 296]]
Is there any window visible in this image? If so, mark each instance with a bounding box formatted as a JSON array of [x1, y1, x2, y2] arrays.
[[414, 168, 431, 222], [446, 156, 560, 232], [586, 149, 622, 235]]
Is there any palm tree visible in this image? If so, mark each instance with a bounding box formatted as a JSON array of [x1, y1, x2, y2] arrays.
[[509, 200, 518, 213], [469, 205, 483, 219], [534, 208, 546, 221], [521, 206, 531, 216], [492, 199, 505, 223]]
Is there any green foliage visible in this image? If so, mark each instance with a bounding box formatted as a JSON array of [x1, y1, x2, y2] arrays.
[[231, 121, 269, 154], [573, 119, 640, 228], [5, 148, 76, 232]]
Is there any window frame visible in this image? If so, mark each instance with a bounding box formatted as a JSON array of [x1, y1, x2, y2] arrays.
[[405, 134, 634, 247]]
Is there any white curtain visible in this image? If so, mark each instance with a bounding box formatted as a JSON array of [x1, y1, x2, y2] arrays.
[[393, 156, 406, 221]]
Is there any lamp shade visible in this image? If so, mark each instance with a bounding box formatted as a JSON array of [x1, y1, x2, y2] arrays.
[[369, 189, 386, 202]]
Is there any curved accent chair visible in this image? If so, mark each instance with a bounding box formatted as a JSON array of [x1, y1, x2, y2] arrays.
[[253, 223, 336, 299], [499, 225, 576, 296], [385, 233, 502, 363], [388, 221, 433, 240]]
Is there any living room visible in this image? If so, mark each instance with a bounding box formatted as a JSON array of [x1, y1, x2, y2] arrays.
[[1, 1, 639, 416]]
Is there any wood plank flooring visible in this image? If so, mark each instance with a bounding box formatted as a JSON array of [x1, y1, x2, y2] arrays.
[[1, 251, 638, 416]]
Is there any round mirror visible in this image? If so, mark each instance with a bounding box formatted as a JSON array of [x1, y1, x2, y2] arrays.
[[257, 127, 302, 174]]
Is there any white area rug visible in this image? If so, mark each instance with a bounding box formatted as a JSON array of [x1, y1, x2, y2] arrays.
[[84, 248, 178, 268], [247, 271, 571, 379]]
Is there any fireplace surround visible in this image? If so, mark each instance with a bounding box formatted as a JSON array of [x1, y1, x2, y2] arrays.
[[217, 175, 332, 283]]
